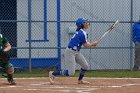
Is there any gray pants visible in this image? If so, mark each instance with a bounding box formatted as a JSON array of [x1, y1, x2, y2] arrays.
[[134, 42, 140, 68], [64, 48, 89, 75]]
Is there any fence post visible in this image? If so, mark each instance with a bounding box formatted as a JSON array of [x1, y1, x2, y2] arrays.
[[130, 0, 133, 71], [57, 0, 61, 70], [28, 0, 32, 72]]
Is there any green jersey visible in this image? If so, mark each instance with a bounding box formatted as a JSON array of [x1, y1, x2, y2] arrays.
[[0, 34, 9, 63], [0, 34, 9, 50]]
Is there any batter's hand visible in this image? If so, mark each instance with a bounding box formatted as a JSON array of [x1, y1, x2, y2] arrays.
[[92, 40, 99, 47]]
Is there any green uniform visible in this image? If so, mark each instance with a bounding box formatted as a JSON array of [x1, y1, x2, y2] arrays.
[[0, 34, 12, 70], [0, 34, 16, 85]]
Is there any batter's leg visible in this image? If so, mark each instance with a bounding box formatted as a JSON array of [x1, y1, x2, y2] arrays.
[[49, 48, 76, 84], [75, 52, 89, 70], [52, 48, 76, 76], [75, 52, 90, 84]]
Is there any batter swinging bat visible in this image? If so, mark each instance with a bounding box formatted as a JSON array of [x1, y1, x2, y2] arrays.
[[99, 20, 119, 41]]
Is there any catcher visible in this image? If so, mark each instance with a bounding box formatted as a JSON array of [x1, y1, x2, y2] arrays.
[[0, 33, 16, 85]]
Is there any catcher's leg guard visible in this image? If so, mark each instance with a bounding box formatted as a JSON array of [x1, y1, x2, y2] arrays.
[[6, 63, 14, 74], [7, 74, 16, 85], [6, 63, 16, 85]]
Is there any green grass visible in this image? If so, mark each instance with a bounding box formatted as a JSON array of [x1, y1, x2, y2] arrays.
[[1, 70, 139, 78], [85, 70, 140, 78]]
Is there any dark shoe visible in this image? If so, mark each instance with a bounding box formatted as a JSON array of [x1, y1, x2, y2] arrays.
[[7, 75, 16, 85], [78, 80, 90, 84]]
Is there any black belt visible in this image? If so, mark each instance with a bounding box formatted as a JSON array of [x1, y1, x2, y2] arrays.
[[68, 47, 79, 51]]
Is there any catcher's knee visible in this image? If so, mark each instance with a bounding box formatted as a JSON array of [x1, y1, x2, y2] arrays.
[[7, 66, 14, 75]]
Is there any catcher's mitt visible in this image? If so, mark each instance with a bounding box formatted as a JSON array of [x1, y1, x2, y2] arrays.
[[0, 51, 10, 63]]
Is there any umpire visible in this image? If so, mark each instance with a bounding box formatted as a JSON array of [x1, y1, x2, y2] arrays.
[[0, 33, 16, 85], [132, 16, 140, 71]]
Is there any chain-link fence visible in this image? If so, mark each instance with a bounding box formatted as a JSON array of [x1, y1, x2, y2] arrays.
[[0, 0, 140, 73]]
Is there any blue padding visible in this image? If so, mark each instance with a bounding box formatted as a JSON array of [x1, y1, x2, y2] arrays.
[[10, 58, 58, 68]]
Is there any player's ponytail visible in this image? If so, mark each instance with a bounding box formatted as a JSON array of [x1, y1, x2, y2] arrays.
[[76, 25, 84, 31], [76, 27, 81, 31]]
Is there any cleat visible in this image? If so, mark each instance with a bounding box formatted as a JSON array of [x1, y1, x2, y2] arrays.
[[8, 78, 16, 85], [7, 75, 16, 85], [10, 80, 16, 85], [49, 71, 55, 85], [78, 80, 90, 84]]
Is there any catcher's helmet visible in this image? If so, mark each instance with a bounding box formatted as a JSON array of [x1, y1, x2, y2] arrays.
[[76, 18, 87, 27]]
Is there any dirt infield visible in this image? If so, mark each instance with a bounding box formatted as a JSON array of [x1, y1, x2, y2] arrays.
[[0, 77, 140, 93]]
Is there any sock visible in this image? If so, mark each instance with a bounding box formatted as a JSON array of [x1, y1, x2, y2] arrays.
[[78, 68, 87, 80], [52, 71, 61, 76], [62, 70, 69, 76], [52, 70, 69, 76]]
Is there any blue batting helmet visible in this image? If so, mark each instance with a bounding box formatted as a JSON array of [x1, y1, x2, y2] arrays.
[[76, 18, 87, 27]]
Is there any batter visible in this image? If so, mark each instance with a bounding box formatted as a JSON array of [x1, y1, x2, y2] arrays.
[[49, 18, 99, 84]]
